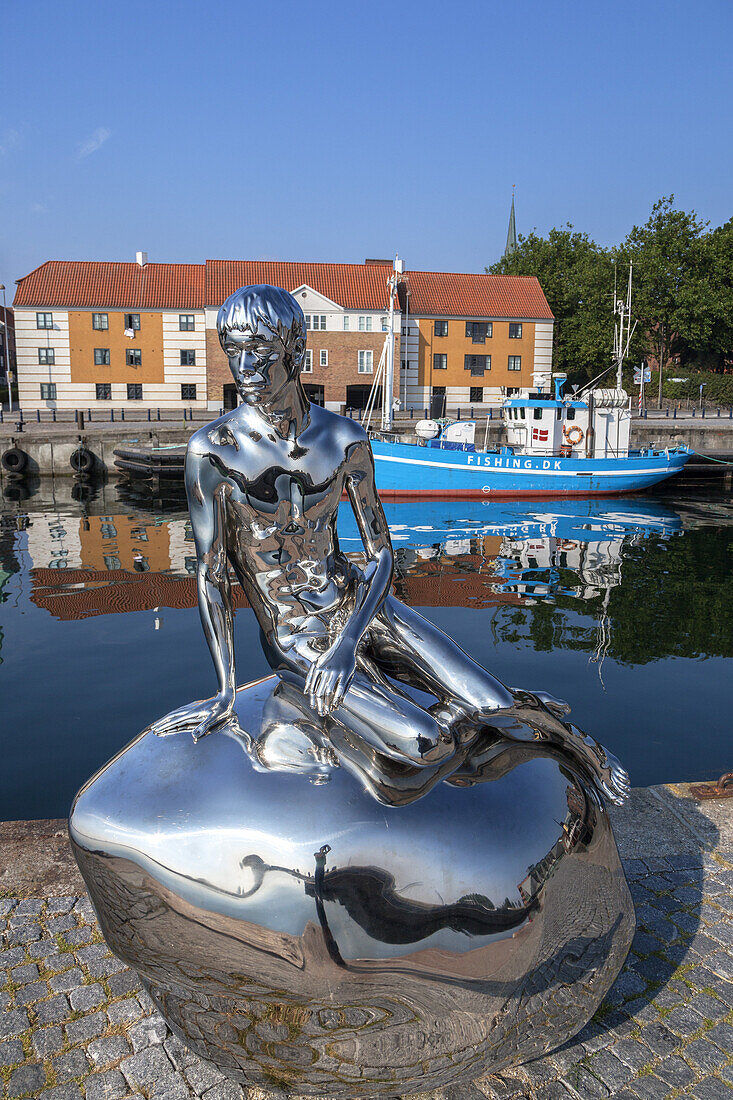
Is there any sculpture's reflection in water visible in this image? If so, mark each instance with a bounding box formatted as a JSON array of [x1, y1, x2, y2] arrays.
[[71, 676, 634, 1097]]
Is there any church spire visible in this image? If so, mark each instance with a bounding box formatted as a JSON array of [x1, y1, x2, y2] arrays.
[[504, 186, 517, 258]]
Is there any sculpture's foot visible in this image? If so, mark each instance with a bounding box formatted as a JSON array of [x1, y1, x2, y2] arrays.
[[475, 692, 630, 808]]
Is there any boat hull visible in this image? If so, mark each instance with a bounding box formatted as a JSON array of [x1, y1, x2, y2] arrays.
[[371, 441, 691, 499]]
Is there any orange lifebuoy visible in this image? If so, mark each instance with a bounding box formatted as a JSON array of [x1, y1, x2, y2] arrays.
[[562, 424, 584, 446]]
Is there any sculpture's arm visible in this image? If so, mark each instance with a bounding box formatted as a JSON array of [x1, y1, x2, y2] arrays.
[[151, 443, 237, 741], [187, 445, 237, 715], [305, 435, 393, 715]]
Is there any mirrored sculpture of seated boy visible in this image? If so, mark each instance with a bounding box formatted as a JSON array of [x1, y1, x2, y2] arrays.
[[152, 284, 628, 807]]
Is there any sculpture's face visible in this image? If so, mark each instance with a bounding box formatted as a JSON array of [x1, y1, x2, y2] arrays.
[[221, 324, 304, 406]]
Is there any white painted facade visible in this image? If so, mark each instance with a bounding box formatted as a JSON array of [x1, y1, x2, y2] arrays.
[[15, 308, 72, 412]]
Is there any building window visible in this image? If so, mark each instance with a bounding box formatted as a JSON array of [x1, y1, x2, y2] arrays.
[[465, 321, 492, 343], [94, 348, 111, 365], [358, 315, 373, 332], [126, 349, 142, 366], [303, 350, 313, 373], [180, 350, 196, 366], [305, 314, 326, 331], [38, 347, 55, 365], [40, 382, 56, 400], [343, 316, 350, 331], [508, 355, 522, 371], [509, 322, 523, 339], [358, 350, 373, 374], [92, 313, 108, 330], [36, 312, 53, 329], [124, 313, 140, 331], [470, 386, 483, 403], [434, 319, 449, 337], [179, 314, 195, 331], [96, 383, 111, 400], [320, 350, 328, 367], [381, 316, 389, 332], [127, 383, 143, 399], [464, 354, 491, 375], [181, 383, 197, 400], [433, 353, 447, 370]]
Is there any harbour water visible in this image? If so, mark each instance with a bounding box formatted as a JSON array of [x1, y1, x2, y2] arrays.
[[1, 477, 731, 821]]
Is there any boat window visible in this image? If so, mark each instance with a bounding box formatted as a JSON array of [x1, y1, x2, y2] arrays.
[[533, 407, 542, 420], [567, 408, 576, 421], [557, 408, 562, 420]]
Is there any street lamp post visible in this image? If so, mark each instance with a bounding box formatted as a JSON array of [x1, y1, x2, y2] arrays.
[[0, 284, 12, 413]]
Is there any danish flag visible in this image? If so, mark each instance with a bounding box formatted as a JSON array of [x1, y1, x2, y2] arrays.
[[532, 427, 549, 443]]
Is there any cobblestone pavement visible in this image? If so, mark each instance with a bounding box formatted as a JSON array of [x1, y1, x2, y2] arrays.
[[0, 853, 731, 1100]]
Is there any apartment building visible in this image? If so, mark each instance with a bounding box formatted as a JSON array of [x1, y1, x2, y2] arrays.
[[204, 259, 399, 412], [398, 272, 554, 412], [13, 258, 553, 414], [12, 257, 207, 411]]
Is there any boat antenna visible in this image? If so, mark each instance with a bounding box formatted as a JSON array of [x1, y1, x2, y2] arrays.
[[613, 262, 637, 391]]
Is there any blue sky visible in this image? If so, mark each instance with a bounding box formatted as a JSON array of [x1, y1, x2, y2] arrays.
[[1, 0, 731, 290]]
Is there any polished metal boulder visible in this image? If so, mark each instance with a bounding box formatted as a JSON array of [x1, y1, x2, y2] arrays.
[[70, 676, 634, 1098]]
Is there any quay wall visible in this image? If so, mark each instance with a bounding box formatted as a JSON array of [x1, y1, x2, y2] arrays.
[[1, 419, 732, 479]]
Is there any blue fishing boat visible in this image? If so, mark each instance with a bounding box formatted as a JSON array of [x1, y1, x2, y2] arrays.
[[365, 261, 691, 499], [370, 383, 691, 499]]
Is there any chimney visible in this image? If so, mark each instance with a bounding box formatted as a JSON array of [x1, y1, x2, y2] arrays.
[[135, 251, 148, 268]]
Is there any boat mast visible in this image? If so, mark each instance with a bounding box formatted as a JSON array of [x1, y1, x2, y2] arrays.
[[381, 255, 403, 432], [613, 262, 636, 391]]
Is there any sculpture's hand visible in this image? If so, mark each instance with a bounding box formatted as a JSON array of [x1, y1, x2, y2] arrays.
[[305, 638, 357, 717], [150, 690, 235, 742]]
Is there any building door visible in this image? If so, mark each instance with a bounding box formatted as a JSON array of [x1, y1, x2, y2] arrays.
[[431, 387, 446, 419], [223, 384, 237, 410], [346, 384, 380, 411], [303, 384, 324, 406]]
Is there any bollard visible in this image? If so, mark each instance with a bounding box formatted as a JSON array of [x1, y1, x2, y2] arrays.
[[37, 409, 41, 422], [673, 407, 677, 419], [157, 408, 161, 421], [665, 408, 669, 417], [489, 409, 493, 420], [470, 407, 474, 418], [424, 408, 428, 420], [111, 410, 114, 422], [702, 406, 706, 418], [53, 409, 57, 422], [410, 407, 413, 419], [717, 408, 721, 417], [457, 407, 461, 420], [0, 409, 3, 424], [121, 409, 125, 421], [147, 408, 151, 422]]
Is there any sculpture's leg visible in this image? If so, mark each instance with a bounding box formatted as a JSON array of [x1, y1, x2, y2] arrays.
[[262, 634, 453, 767], [368, 595, 515, 711], [368, 598, 629, 804]]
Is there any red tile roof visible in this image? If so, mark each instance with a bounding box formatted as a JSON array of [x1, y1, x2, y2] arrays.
[[399, 271, 553, 320], [13, 259, 553, 321], [206, 260, 393, 309], [13, 261, 205, 310]]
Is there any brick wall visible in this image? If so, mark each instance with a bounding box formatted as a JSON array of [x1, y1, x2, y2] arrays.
[[206, 328, 400, 405]]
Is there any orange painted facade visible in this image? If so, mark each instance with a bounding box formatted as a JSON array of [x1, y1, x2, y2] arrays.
[[78, 513, 171, 572], [68, 310, 164, 384], [416, 318, 535, 391]]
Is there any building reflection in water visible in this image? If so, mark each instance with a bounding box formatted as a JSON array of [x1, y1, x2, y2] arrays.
[[9, 481, 684, 627]]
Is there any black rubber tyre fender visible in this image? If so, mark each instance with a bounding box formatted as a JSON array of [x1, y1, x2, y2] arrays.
[[70, 446, 95, 473], [1, 447, 28, 474]]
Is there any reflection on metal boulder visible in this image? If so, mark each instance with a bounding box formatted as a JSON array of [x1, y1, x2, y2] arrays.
[[70, 675, 634, 1097]]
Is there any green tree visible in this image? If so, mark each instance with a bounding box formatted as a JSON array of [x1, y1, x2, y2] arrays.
[[488, 227, 623, 385], [619, 196, 710, 402]]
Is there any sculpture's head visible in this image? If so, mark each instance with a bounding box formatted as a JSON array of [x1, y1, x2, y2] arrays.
[[217, 285, 307, 406]]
